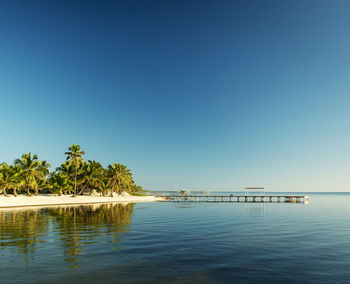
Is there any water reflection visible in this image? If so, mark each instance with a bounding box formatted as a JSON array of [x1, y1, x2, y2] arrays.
[[245, 202, 266, 217], [0, 209, 49, 255], [0, 203, 135, 268]]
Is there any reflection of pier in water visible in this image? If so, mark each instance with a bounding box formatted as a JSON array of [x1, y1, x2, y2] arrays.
[[245, 202, 265, 217]]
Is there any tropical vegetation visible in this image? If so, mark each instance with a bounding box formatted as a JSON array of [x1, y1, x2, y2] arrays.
[[0, 144, 143, 197]]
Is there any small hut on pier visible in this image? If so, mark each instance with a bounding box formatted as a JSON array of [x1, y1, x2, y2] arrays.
[[245, 187, 265, 196], [180, 189, 190, 196]]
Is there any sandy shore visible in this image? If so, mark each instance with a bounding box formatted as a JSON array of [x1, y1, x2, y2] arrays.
[[0, 194, 164, 208]]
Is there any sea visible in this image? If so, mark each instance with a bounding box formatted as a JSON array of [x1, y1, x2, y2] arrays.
[[0, 192, 350, 283]]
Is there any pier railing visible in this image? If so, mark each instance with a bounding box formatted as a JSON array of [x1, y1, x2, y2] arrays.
[[161, 195, 310, 203]]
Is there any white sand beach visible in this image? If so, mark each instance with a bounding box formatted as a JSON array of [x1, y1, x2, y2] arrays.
[[0, 194, 164, 208]]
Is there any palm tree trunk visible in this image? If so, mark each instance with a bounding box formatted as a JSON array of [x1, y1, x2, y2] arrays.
[[78, 184, 87, 195], [13, 187, 17, 197], [27, 186, 31, 196], [2, 188, 7, 197], [110, 182, 115, 197], [73, 166, 77, 197]]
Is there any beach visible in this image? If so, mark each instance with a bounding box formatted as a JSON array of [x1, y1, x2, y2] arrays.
[[0, 194, 164, 208]]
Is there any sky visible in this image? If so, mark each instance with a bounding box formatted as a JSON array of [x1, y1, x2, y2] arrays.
[[0, 0, 349, 192]]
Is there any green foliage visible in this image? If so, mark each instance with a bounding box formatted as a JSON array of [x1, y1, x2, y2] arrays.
[[0, 163, 22, 196], [129, 193, 148, 196], [107, 163, 133, 197], [13, 153, 51, 196], [0, 144, 143, 197], [65, 144, 85, 197]]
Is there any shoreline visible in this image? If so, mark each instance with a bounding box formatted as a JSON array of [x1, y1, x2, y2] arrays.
[[0, 194, 164, 209]]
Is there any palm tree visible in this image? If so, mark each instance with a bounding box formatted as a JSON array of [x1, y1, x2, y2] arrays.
[[56, 161, 75, 195], [0, 163, 25, 197], [132, 184, 143, 193], [39, 160, 51, 176], [49, 170, 70, 196], [35, 160, 51, 195], [79, 160, 104, 195], [96, 178, 109, 196], [0, 144, 143, 197], [11, 165, 24, 196], [14, 153, 45, 196], [107, 163, 133, 197], [65, 144, 85, 197], [0, 163, 12, 196]]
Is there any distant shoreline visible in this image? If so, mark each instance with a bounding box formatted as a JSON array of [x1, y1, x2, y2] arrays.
[[0, 194, 164, 209]]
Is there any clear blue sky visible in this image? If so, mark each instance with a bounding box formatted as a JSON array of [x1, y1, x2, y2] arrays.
[[1, 0, 349, 191]]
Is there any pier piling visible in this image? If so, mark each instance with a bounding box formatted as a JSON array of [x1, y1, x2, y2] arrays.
[[163, 195, 309, 204]]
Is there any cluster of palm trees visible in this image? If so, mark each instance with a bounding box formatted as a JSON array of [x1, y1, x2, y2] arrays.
[[0, 144, 142, 197]]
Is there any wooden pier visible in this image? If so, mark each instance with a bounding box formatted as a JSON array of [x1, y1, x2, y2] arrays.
[[162, 195, 310, 203]]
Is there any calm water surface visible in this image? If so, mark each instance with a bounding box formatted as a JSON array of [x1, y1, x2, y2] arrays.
[[1, 193, 350, 283]]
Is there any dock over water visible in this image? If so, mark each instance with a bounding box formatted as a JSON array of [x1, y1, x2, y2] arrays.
[[162, 195, 310, 203]]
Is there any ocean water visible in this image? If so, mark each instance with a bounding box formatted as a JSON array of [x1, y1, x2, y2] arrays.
[[0, 193, 350, 283]]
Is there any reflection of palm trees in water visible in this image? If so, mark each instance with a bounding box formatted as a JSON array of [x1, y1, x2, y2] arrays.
[[0, 203, 135, 268], [48, 203, 135, 268], [0, 209, 49, 261]]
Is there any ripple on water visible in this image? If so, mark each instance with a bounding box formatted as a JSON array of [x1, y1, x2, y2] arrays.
[[1, 195, 350, 283]]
